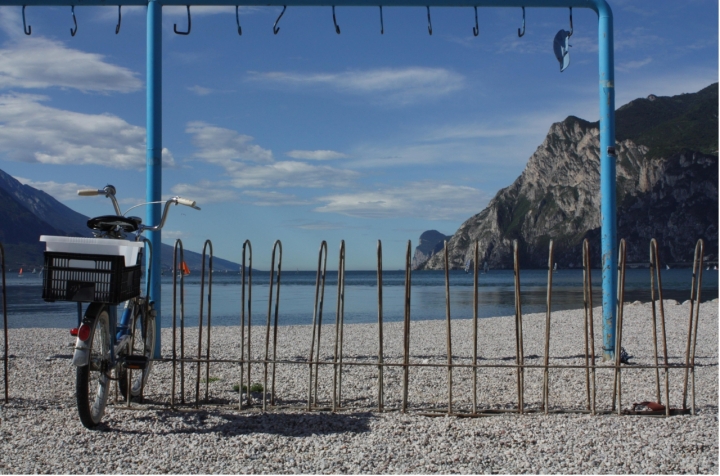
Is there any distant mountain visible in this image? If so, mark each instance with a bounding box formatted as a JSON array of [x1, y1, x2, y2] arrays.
[[0, 171, 242, 272], [0, 169, 91, 238], [411, 230, 451, 270], [420, 83, 718, 270]]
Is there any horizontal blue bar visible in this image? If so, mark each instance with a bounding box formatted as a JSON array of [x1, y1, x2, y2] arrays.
[[2, 0, 605, 12]]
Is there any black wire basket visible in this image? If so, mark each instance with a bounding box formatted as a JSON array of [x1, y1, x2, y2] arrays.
[[42, 252, 141, 304]]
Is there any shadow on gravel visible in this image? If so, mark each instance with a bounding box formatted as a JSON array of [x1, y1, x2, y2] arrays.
[[100, 410, 374, 437]]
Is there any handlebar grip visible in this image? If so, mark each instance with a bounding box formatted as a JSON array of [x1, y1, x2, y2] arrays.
[[176, 197, 197, 208], [77, 189, 100, 196]]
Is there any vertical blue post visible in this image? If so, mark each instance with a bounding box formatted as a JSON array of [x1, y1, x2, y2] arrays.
[[596, 1, 617, 361], [147, 0, 162, 358]]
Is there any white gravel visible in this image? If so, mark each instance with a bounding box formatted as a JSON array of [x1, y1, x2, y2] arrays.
[[0, 299, 717, 474]]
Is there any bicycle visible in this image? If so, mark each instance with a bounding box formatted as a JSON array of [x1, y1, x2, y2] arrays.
[[40, 185, 199, 429]]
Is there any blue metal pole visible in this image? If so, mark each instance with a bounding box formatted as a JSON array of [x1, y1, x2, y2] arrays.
[[596, 1, 616, 361], [147, 0, 162, 358]]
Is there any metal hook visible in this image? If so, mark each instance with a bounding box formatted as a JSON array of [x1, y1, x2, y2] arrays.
[[568, 7, 573, 37], [332, 6, 340, 34], [235, 5, 242, 35], [379, 5, 384, 34], [70, 6, 77, 37], [22, 5, 30, 35], [426, 6, 432, 36], [472, 6, 478, 37], [115, 5, 121, 34], [518, 6, 525, 37], [174, 5, 191, 35], [273, 5, 286, 35]]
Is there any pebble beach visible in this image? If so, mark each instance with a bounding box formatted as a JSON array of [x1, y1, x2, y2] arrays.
[[0, 299, 717, 474]]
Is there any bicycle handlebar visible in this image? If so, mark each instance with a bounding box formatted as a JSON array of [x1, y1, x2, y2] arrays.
[[77, 184, 200, 234]]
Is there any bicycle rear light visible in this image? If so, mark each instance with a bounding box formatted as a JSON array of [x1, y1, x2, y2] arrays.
[[70, 328, 79, 336], [78, 323, 92, 342]]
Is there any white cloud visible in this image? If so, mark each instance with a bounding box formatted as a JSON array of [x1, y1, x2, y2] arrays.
[[14, 177, 93, 201], [0, 93, 174, 168], [187, 85, 214, 96], [315, 181, 486, 220], [617, 57, 653, 72], [242, 190, 311, 206], [229, 161, 359, 189], [247, 67, 465, 105], [286, 150, 348, 160], [186, 121, 273, 166], [285, 219, 351, 230], [171, 181, 238, 203], [185, 122, 359, 189], [0, 36, 141, 93]]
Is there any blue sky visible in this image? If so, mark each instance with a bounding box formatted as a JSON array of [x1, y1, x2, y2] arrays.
[[0, 0, 716, 270]]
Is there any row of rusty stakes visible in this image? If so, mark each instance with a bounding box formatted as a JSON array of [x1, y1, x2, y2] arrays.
[[1, 243, 7, 404], [263, 240, 282, 411], [163, 235, 705, 417], [239, 239, 252, 410]]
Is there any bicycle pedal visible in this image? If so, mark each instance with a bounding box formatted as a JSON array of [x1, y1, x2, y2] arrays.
[[122, 355, 148, 370]]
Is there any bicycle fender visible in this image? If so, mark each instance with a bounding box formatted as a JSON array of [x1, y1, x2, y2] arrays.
[[72, 303, 105, 367], [72, 338, 91, 367]]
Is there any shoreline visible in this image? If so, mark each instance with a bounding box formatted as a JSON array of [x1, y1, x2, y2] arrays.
[[1, 300, 717, 473]]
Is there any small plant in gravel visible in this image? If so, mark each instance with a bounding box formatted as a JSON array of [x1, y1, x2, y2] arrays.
[[201, 376, 221, 384], [232, 383, 264, 393]]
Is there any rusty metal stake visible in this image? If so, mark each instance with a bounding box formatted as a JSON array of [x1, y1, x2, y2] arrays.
[[332, 240, 346, 412], [472, 241, 479, 414], [683, 239, 704, 415], [377, 240, 384, 412], [239, 240, 252, 410], [307, 241, 328, 410], [612, 239, 627, 415], [402, 240, 412, 413], [171, 239, 186, 408], [513, 240, 525, 413], [649, 239, 670, 416], [443, 241, 453, 415], [1, 243, 7, 403], [582, 239, 596, 414], [542, 240, 554, 414], [264, 240, 282, 411]]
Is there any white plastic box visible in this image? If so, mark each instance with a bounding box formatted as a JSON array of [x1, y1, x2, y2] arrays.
[[40, 236, 144, 267]]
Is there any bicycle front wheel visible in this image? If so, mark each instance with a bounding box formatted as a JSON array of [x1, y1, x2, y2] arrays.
[[119, 300, 156, 400], [76, 304, 111, 429]]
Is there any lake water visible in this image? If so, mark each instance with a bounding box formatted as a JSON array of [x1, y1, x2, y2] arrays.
[[2, 268, 717, 329]]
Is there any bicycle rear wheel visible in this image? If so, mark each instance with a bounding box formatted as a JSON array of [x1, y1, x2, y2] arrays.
[[119, 300, 156, 400], [76, 304, 111, 429]]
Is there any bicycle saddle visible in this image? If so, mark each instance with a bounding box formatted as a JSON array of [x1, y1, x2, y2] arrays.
[[87, 215, 142, 233]]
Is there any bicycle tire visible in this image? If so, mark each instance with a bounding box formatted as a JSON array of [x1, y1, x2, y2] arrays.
[[76, 304, 111, 429], [119, 300, 156, 400]]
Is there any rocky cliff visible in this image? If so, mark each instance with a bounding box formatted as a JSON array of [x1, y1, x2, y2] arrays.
[[421, 84, 718, 270]]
